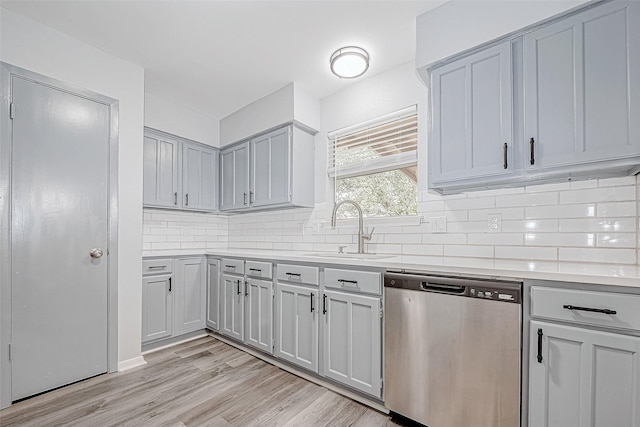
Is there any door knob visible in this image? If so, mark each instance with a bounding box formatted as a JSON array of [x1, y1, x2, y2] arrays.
[[89, 248, 104, 259]]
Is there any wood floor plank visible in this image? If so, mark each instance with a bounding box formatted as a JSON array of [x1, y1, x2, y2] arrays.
[[0, 336, 402, 427]]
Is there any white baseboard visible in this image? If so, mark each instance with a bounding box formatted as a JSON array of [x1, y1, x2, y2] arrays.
[[117, 355, 147, 372]]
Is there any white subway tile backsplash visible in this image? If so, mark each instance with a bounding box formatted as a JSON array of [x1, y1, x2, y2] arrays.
[[559, 186, 636, 204], [494, 246, 558, 261], [559, 248, 636, 264], [144, 176, 639, 267]]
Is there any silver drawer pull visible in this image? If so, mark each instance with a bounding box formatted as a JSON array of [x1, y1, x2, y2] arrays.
[[338, 279, 358, 285], [249, 268, 262, 272], [148, 266, 166, 270], [224, 265, 236, 269], [563, 304, 617, 315], [286, 272, 301, 277]]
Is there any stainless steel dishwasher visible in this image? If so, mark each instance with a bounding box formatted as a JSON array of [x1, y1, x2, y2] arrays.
[[384, 270, 522, 427]]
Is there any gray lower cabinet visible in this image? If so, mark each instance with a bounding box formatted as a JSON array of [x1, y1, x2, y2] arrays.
[[221, 273, 244, 341], [141, 273, 173, 343], [529, 321, 640, 427], [275, 283, 319, 373], [321, 290, 382, 398], [206, 258, 220, 331], [245, 278, 274, 353], [174, 257, 206, 335]]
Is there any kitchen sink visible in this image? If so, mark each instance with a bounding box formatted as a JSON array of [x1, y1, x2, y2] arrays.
[[304, 252, 394, 260]]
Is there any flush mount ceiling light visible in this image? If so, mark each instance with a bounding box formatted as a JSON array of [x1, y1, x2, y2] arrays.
[[330, 46, 369, 79]]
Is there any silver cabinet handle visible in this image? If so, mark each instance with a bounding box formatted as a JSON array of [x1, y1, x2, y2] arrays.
[[174, 192, 178, 205], [185, 193, 189, 206], [168, 277, 172, 293], [89, 248, 104, 259], [243, 192, 247, 205], [148, 266, 166, 270], [250, 191, 254, 204]]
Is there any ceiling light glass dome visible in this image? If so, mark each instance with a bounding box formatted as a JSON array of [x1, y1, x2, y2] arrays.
[[330, 46, 369, 79]]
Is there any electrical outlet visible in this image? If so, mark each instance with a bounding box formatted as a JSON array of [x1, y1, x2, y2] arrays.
[[429, 216, 447, 233], [487, 214, 502, 233]]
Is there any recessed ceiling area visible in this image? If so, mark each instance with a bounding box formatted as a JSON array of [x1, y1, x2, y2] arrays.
[[1, 0, 446, 119]]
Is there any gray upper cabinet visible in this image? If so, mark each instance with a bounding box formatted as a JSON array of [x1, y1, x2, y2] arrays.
[[430, 41, 514, 189], [174, 257, 206, 336], [427, 1, 640, 193], [143, 127, 219, 212], [220, 142, 250, 210], [182, 141, 218, 211], [524, 1, 640, 172], [251, 126, 291, 207], [143, 132, 179, 208], [220, 123, 315, 212]]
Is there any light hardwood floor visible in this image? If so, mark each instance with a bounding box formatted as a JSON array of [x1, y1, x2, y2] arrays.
[[0, 336, 405, 427]]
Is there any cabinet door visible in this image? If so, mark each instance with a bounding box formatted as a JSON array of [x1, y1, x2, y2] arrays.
[[206, 259, 220, 331], [529, 321, 640, 427], [182, 142, 218, 211], [143, 132, 179, 208], [142, 274, 173, 343], [174, 258, 206, 335], [251, 126, 291, 207], [275, 283, 318, 372], [245, 278, 273, 354], [220, 273, 244, 341], [430, 41, 513, 185], [220, 142, 249, 211], [524, 2, 640, 170], [321, 290, 381, 398]]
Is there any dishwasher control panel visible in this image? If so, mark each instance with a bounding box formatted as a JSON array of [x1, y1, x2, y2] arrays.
[[469, 286, 520, 303]]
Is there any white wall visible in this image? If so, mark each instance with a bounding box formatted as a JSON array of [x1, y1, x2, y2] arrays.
[[416, 0, 590, 70], [220, 83, 294, 146], [219, 82, 321, 146], [1, 8, 145, 369], [145, 91, 219, 147]]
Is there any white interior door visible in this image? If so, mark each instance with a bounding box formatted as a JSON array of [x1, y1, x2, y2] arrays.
[[10, 75, 110, 401]]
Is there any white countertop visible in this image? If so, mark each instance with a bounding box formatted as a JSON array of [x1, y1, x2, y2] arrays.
[[142, 249, 640, 288]]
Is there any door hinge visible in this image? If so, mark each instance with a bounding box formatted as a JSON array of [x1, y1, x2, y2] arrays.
[[8, 343, 12, 361], [379, 307, 384, 318], [272, 338, 275, 350], [9, 103, 15, 119], [380, 378, 383, 390]]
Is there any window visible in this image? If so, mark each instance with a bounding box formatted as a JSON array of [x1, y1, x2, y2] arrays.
[[328, 106, 418, 219]]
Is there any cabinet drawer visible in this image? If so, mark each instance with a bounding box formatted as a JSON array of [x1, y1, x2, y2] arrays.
[[277, 263, 319, 286], [246, 260, 272, 279], [142, 258, 173, 275], [324, 268, 381, 295], [531, 287, 640, 332], [222, 258, 245, 275]]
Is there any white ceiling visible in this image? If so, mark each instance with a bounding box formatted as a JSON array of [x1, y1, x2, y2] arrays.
[[1, 0, 446, 119]]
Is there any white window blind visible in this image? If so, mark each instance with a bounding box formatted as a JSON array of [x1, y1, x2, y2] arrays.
[[328, 105, 418, 179]]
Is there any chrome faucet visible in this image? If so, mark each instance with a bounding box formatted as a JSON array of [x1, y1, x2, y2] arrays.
[[330, 200, 375, 254]]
